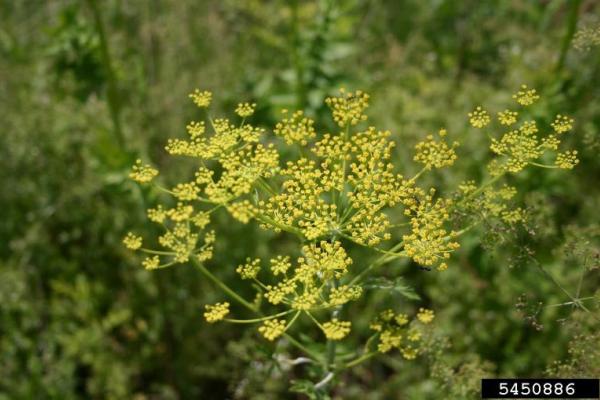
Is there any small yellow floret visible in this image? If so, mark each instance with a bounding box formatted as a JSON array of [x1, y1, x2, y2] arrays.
[[497, 110, 518, 126], [325, 88, 370, 127], [204, 302, 230, 323], [416, 308, 435, 324], [258, 319, 286, 341], [468, 106, 491, 128], [551, 114, 574, 134], [123, 232, 142, 250], [555, 150, 579, 169], [142, 255, 160, 270], [236, 258, 261, 280], [129, 159, 158, 183], [189, 89, 212, 108], [235, 102, 256, 117], [512, 84, 540, 106], [322, 319, 351, 340]]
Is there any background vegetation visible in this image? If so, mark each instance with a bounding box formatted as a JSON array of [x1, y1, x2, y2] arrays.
[[1, 0, 599, 399]]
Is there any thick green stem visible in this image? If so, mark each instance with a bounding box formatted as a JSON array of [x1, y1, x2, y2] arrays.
[[85, 0, 125, 148], [556, 0, 582, 73]]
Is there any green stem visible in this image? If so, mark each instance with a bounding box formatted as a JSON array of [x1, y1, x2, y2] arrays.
[[192, 257, 257, 313], [349, 240, 405, 286], [283, 333, 321, 361], [85, 0, 125, 148], [224, 310, 294, 323], [343, 351, 377, 369], [556, 0, 582, 73], [529, 162, 559, 169]]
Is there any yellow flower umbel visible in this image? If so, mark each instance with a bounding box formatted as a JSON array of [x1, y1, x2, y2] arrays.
[[204, 302, 230, 323], [274, 109, 316, 145], [235, 102, 256, 118], [551, 115, 574, 134], [370, 309, 433, 359], [467, 85, 580, 176], [416, 308, 435, 324], [123, 232, 142, 250], [123, 85, 579, 378], [512, 84, 539, 106], [129, 160, 158, 183], [189, 89, 212, 108], [258, 319, 287, 341], [414, 129, 459, 170], [497, 110, 518, 126], [468, 106, 491, 128], [236, 258, 261, 280], [322, 319, 351, 340], [325, 88, 369, 127]]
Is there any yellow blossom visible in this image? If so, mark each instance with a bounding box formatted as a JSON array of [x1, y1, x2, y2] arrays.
[[123, 232, 142, 250], [497, 110, 518, 126], [236, 258, 261, 280], [258, 319, 286, 341], [235, 102, 256, 118], [414, 128, 459, 169], [555, 150, 579, 169], [325, 88, 369, 127], [189, 89, 212, 107], [551, 115, 574, 134], [129, 159, 158, 183], [142, 255, 160, 270], [417, 308, 435, 324], [468, 106, 491, 128], [269, 255, 291, 276], [274, 109, 316, 145], [322, 319, 351, 340], [512, 84, 539, 106], [204, 302, 230, 323], [226, 200, 256, 223]]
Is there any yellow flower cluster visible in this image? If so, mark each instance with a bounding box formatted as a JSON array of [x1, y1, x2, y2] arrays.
[[270, 255, 291, 276], [413, 129, 459, 170], [555, 150, 579, 169], [466, 87, 579, 176], [416, 308, 434, 323], [204, 302, 230, 323], [468, 106, 491, 128], [123, 86, 579, 370], [370, 309, 433, 359], [512, 84, 539, 106], [497, 110, 518, 126], [236, 258, 261, 280], [402, 189, 459, 270], [189, 89, 212, 108], [243, 241, 360, 314], [325, 88, 369, 127], [123, 232, 142, 250], [258, 319, 287, 341], [129, 159, 158, 183], [459, 182, 525, 225], [142, 255, 160, 270], [235, 102, 256, 118], [551, 115, 574, 134], [274, 109, 316, 145], [322, 319, 351, 340]]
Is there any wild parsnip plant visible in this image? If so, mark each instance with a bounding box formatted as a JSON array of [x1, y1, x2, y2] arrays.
[[124, 86, 578, 392]]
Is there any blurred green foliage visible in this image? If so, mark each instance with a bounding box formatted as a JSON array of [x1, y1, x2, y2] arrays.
[[0, 0, 599, 399]]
